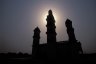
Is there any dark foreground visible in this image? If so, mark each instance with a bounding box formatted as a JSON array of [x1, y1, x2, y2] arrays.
[[0, 54, 96, 64]]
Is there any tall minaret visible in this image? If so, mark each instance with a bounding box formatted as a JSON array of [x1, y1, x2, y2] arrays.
[[46, 10, 57, 44], [46, 10, 57, 59]]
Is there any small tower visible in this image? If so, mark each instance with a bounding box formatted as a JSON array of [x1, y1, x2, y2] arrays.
[[32, 27, 40, 58], [65, 19, 83, 55], [65, 19, 76, 42]]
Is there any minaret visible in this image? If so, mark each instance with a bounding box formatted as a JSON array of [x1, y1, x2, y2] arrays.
[[65, 19, 83, 55], [32, 27, 40, 58], [65, 19, 77, 42], [46, 10, 57, 59], [46, 10, 57, 44]]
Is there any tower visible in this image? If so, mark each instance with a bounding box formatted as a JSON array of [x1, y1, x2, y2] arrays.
[[46, 10, 57, 44], [65, 19, 76, 42], [32, 27, 40, 58], [65, 19, 83, 55], [46, 10, 57, 59]]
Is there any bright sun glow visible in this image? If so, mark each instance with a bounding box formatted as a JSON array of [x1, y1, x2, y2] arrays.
[[41, 9, 59, 26], [36, 7, 64, 31]]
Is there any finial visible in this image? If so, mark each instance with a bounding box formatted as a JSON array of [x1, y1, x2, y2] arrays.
[[65, 19, 72, 24], [48, 9, 53, 15], [34, 26, 40, 32]]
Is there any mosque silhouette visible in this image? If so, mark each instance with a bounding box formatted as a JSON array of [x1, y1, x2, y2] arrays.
[[32, 10, 83, 60]]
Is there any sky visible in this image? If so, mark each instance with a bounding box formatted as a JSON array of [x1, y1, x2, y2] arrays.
[[0, 0, 96, 54]]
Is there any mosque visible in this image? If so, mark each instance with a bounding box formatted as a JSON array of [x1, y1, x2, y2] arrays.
[[32, 10, 83, 60]]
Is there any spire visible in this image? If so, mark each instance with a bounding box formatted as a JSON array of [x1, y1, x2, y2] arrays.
[[34, 27, 40, 33], [48, 9, 53, 15]]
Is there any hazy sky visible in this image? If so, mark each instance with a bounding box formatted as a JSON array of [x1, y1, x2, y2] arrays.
[[0, 0, 96, 54]]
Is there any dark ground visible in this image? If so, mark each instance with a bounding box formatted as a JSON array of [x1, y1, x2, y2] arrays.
[[0, 53, 96, 64]]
